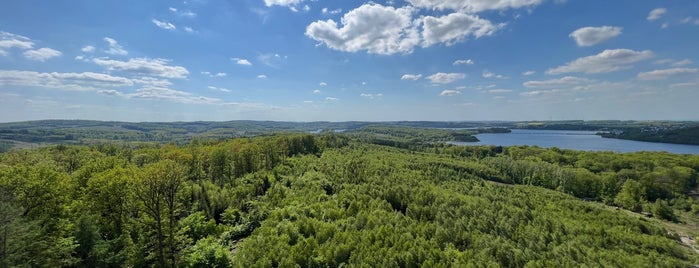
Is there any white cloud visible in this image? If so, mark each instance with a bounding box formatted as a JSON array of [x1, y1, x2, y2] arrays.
[[647, 8, 667, 21], [81, 45, 95, 53], [23, 47, 62, 61], [306, 4, 419, 55], [152, 19, 176, 30], [360, 93, 383, 99], [520, 89, 558, 97], [488, 89, 513, 93], [184, 27, 195, 33], [406, 0, 544, 13], [522, 70, 536, 76], [569, 26, 622, 47], [92, 57, 189, 78], [419, 13, 502, 47], [303, 5, 310, 12], [201, 71, 227, 77], [264, 0, 304, 7], [439, 89, 461, 96], [103, 37, 128, 56], [0, 70, 134, 90], [325, 97, 339, 101], [126, 86, 220, 104], [319, 82, 327, 86], [426, 72, 465, 84], [232, 58, 252, 66], [312, 89, 322, 94], [524, 76, 593, 88], [637, 68, 698, 80], [322, 7, 342, 14], [453, 59, 474, 65], [401, 74, 422, 80], [257, 74, 267, 79], [546, 49, 653, 74], [306, 3, 509, 55], [169, 7, 197, 18], [482, 70, 506, 79], [672, 59, 692, 67], [0, 31, 34, 55], [132, 77, 172, 87], [208, 86, 232, 92]]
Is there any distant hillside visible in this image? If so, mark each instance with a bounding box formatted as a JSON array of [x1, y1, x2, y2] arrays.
[[601, 126, 699, 146]]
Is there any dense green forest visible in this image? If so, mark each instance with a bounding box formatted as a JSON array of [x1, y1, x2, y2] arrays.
[[600, 126, 699, 146], [1, 129, 698, 267]]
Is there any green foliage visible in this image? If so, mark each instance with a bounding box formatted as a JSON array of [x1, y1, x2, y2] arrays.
[[615, 180, 646, 212], [180, 237, 232, 268], [0, 132, 698, 267]]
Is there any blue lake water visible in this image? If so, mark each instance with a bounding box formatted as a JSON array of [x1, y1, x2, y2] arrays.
[[451, 129, 699, 155]]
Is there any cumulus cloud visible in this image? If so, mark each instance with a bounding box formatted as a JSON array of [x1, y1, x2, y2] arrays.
[[453, 59, 474, 65], [23, 47, 62, 61], [406, 0, 544, 12], [103, 37, 128, 56], [312, 89, 322, 94], [92, 57, 189, 78], [523, 76, 594, 88], [401, 73, 423, 80], [439, 89, 461, 96], [0, 70, 134, 90], [546, 49, 653, 74], [306, 3, 511, 55], [257, 74, 267, 79], [325, 97, 339, 101], [152, 19, 176, 30], [637, 68, 698, 80], [0, 31, 34, 55], [306, 4, 419, 55], [647, 8, 667, 21], [569, 26, 622, 47], [81, 45, 95, 53], [319, 82, 327, 86], [427, 72, 465, 84], [419, 13, 502, 47], [308, 5, 418, 54], [522, 70, 536, 76], [232, 58, 252, 66]]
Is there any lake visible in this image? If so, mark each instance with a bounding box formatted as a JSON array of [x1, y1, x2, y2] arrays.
[[451, 129, 699, 155]]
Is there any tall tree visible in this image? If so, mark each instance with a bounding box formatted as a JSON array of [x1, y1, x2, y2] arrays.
[[136, 160, 185, 268]]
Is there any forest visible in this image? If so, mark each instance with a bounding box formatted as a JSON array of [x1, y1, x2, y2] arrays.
[[1, 127, 699, 267]]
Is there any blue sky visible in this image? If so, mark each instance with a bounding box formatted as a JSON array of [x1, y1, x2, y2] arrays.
[[1, 0, 698, 122]]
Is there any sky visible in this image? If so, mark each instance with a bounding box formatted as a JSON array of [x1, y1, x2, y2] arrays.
[[1, 0, 698, 122]]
